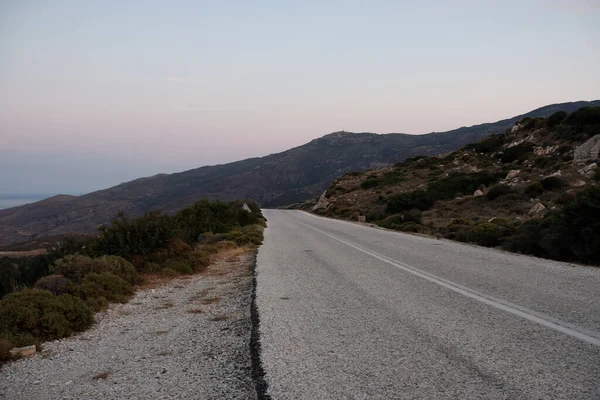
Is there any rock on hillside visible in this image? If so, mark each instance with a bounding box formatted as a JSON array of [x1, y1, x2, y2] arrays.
[[316, 106, 600, 263], [0, 100, 598, 246]]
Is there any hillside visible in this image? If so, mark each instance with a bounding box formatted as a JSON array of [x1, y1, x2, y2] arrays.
[[0, 100, 598, 246], [313, 106, 600, 265]]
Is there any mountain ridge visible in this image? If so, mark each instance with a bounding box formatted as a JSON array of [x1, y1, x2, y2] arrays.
[[0, 100, 598, 246]]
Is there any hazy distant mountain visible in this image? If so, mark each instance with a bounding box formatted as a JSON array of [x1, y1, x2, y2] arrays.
[[0, 100, 598, 245]]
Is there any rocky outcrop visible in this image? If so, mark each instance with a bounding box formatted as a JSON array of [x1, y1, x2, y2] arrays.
[[529, 203, 546, 216], [473, 190, 484, 197], [312, 191, 330, 211], [574, 135, 600, 164], [506, 170, 520, 180], [578, 163, 598, 178]]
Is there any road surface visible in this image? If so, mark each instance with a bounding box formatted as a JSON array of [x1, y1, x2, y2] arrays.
[[255, 210, 600, 399]]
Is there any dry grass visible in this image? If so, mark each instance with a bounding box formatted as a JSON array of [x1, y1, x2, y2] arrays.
[[155, 330, 169, 335], [0, 249, 47, 258], [156, 351, 171, 356], [187, 308, 203, 314], [92, 371, 111, 380], [209, 314, 229, 322], [201, 296, 221, 305], [155, 301, 175, 310]]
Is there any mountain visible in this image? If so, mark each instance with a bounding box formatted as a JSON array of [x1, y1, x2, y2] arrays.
[[0, 100, 598, 246], [309, 105, 600, 264]]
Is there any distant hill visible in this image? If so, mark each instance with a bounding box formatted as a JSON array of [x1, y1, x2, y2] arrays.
[[0, 100, 598, 246]]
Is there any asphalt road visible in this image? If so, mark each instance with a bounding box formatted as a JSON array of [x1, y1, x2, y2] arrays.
[[255, 210, 600, 399]]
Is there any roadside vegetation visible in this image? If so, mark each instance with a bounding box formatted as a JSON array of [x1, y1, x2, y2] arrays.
[[0, 199, 265, 363], [313, 107, 600, 266]]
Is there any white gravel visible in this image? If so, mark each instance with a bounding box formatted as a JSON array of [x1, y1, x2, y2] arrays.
[[0, 253, 257, 400]]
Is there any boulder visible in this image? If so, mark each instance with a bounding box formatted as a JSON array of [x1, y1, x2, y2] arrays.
[[573, 180, 587, 187], [506, 170, 520, 180], [550, 170, 562, 177], [473, 190, 484, 197], [577, 163, 598, 178], [357, 215, 366, 223], [528, 203, 546, 216], [574, 135, 600, 163], [312, 191, 330, 211]]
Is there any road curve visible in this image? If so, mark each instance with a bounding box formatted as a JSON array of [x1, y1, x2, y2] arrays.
[[255, 209, 600, 399]]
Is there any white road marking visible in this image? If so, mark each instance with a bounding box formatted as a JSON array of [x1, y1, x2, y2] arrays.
[[296, 219, 600, 347]]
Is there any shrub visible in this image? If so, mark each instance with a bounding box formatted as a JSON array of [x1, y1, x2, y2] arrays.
[[52, 255, 139, 284], [447, 218, 471, 229], [540, 176, 566, 191], [469, 134, 505, 153], [555, 192, 576, 205], [161, 259, 194, 275], [403, 209, 423, 224], [34, 274, 72, 295], [53, 255, 106, 283], [547, 111, 568, 127], [397, 223, 421, 233], [74, 273, 134, 311], [386, 191, 435, 214], [361, 179, 379, 189], [564, 106, 600, 132], [485, 185, 513, 200], [594, 170, 600, 181], [501, 143, 535, 163], [0, 289, 93, 342], [377, 214, 405, 229], [464, 222, 504, 247], [225, 225, 264, 246], [428, 172, 501, 200], [524, 182, 544, 197], [366, 211, 386, 222], [94, 256, 139, 285]]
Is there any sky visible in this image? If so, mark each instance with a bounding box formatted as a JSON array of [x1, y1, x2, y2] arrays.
[[1, 0, 599, 195]]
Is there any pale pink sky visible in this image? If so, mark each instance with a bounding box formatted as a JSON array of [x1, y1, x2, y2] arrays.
[[1, 0, 599, 194]]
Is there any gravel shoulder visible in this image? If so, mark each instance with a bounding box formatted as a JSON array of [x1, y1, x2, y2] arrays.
[[0, 251, 257, 400]]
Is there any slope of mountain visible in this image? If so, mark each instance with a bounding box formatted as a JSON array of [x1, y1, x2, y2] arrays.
[[312, 106, 600, 264], [0, 100, 598, 246]]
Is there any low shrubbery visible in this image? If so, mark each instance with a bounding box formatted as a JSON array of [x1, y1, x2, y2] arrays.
[[501, 142, 535, 163], [540, 176, 566, 191], [0, 289, 93, 344], [0, 199, 265, 362], [485, 184, 513, 200]]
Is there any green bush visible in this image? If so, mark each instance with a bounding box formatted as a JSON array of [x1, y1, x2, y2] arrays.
[[386, 191, 435, 214], [547, 111, 568, 127], [397, 223, 421, 233], [486, 185, 513, 200], [403, 209, 423, 224], [161, 259, 194, 275], [74, 273, 134, 311], [593, 170, 600, 181], [564, 106, 600, 132], [463, 222, 504, 247], [501, 143, 535, 163], [377, 214, 404, 229], [361, 178, 379, 189], [0, 289, 93, 342], [366, 211, 386, 222], [428, 172, 501, 200], [540, 176, 566, 191], [52, 255, 139, 284], [468, 134, 506, 153], [524, 182, 544, 197], [34, 274, 72, 295], [225, 225, 264, 246]]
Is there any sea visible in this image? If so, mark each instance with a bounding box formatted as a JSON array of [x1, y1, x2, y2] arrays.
[[0, 195, 51, 210]]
